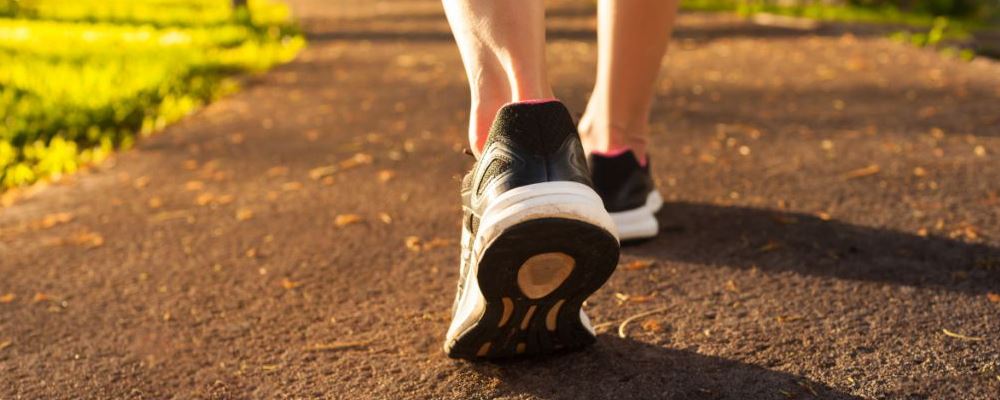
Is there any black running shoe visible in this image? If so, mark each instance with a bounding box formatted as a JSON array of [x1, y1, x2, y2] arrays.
[[590, 151, 663, 241], [444, 101, 620, 359]]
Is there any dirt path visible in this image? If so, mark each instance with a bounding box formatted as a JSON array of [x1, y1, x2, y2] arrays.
[[2, 1, 999, 398]]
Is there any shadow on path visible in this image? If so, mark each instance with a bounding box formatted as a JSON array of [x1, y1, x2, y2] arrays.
[[471, 336, 861, 400], [626, 202, 999, 295], [303, 23, 874, 44]]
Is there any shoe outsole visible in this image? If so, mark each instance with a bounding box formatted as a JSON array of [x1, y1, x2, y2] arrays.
[[447, 217, 619, 360]]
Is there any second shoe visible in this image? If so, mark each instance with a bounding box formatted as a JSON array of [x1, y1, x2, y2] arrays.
[[590, 150, 663, 241]]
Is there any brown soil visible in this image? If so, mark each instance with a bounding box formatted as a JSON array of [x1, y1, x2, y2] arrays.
[[2, 1, 998, 398]]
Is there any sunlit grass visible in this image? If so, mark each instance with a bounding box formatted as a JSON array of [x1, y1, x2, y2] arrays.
[[0, 0, 304, 189]]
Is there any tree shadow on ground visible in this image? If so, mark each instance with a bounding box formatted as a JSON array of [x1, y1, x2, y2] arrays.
[[303, 23, 874, 44], [468, 335, 861, 400], [301, 6, 887, 44], [625, 202, 999, 295]]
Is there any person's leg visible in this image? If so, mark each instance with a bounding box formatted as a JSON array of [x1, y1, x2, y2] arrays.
[[442, 1, 621, 360], [442, 0, 554, 154], [579, 0, 679, 160]]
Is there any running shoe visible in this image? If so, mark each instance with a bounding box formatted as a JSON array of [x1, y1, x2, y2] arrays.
[[590, 150, 663, 241], [445, 101, 620, 359]]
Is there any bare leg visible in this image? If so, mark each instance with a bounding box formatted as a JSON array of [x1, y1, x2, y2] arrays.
[[442, 0, 554, 154], [579, 0, 679, 159]]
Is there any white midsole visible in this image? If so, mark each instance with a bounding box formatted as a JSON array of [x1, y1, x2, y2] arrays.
[[446, 182, 615, 345], [474, 181, 619, 258], [610, 190, 664, 241]]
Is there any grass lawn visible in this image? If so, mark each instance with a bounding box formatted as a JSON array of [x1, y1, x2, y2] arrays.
[[0, 0, 304, 189], [682, 0, 991, 58]]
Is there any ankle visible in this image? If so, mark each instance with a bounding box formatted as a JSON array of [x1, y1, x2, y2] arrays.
[[577, 114, 649, 165], [468, 95, 510, 155]]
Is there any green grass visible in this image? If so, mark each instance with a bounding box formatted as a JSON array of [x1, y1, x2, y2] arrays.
[[0, 0, 304, 189], [681, 0, 990, 60], [681, 0, 989, 27]]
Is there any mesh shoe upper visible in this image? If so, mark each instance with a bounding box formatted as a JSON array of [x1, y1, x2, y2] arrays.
[[589, 151, 656, 213], [464, 101, 593, 237]]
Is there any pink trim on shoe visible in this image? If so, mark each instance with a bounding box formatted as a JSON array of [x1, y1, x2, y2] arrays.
[[504, 98, 560, 106]]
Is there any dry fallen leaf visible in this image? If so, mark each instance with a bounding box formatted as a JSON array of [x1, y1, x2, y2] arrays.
[[147, 197, 163, 209], [814, 211, 832, 221], [0, 293, 15, 303], [641, 318, 663, 333], [281, 181, 303, 191], [309, 154, 374, 180], [32, 292, 50, 303], [422, 238, 452, 251], [627, 295, 654, 303], [842, 164, 880, 180], [267, 166, 290, 177], [334, 214, 362, 227], [280, 278, 301, 290], [39, 212, 74, 229], [340, 153, 374, 169], [308, 165, 338, 180], [195, 193, 215, 206], [133, 176, 150, 188], [0, 339, 11, 351], [236, 208, 254, 221], [184, 181, 205, 191], [73, 231, 104, 248], [211, 171, 231, 182], [987, 292, 1000, 303], [618, 306, 671, 338], [377, 212, 392, 224], [405, 236, 422, 252], [623, 259, 655, 271], [377, 169, 396, 183], [917, 106, 937, 119]]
